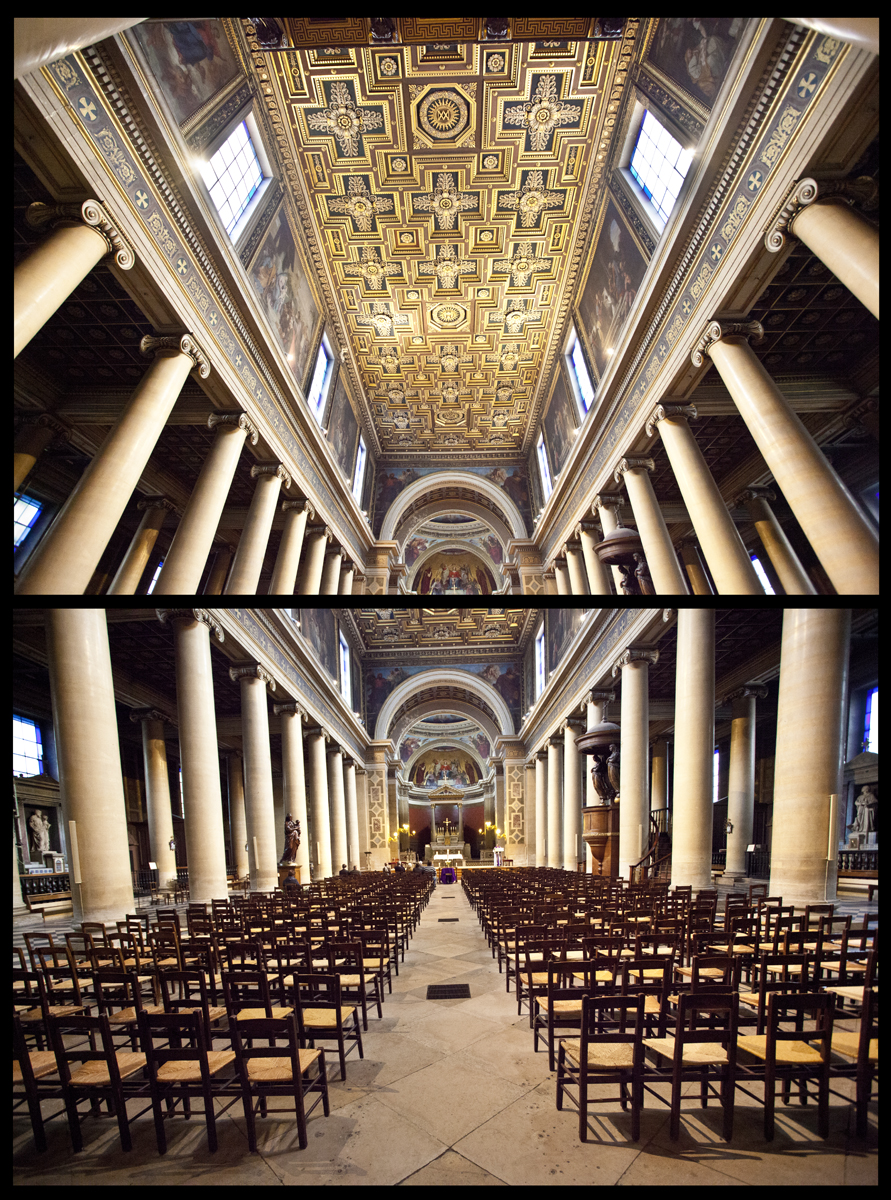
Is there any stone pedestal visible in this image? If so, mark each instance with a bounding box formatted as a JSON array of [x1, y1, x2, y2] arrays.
[[277, 863, 301, 889], [583, 805, 620, 878]]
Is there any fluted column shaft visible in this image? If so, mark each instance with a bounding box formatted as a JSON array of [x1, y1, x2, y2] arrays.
[[296, 526, 331, 595], [205, 545, 235, 595], [670, 610, 715, 891], [306, 728, 332, 881], [705, 334, 878, 594], [593, 499, 626, 592], [535, 751, 547, 866], [564, 544, 590, 594], [269, 501, 313, 595], [770, 609, 850, 903], [546, 734, 564, 868], [724, 687, 766, 877], [562, 718, 584, 871], [615, 652, 656, 878], [648, 408, 761, 594], [232, 666, 278, 891], [226, 753, 249, 881], [108, 498, 173, 595], [225, 466, 290, 594], [17, 337, 207, 595], [617, 462, 689, 594], [344, 759, 361, 870], [340, 562, 356, 594], [46, 610, 134, 923], [156, 416, 255, 594], [276, 706, 311, 883], [327, 745, 348, 873], [160, 609, 228, 902], [131, 710, 178, 890]]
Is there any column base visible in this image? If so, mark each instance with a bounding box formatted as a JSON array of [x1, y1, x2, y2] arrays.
[[277, 862, 301, 888]]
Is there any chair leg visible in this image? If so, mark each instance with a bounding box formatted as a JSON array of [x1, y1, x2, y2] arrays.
[[578, 1067, 588, 1142]]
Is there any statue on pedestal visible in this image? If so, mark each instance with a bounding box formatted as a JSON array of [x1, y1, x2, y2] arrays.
[[848, 785, 877, 837], [279, 812, 301, 865]]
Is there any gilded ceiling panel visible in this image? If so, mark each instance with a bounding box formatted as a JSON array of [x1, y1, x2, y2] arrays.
[[252, 36, 624, 458]]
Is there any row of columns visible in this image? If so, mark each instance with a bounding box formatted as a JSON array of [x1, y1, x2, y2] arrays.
[[43, 608, 367, 922], [528, 608, 851, 904], [550, 179, 879, 597], [14, 199, 358, 596]]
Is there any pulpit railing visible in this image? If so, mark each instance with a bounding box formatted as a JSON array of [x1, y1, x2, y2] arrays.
[[628, 809, 671, 883]]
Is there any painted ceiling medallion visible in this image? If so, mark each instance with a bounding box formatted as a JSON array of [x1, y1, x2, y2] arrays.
[[429, 301, 468, 330], [328, 176, 395, 233], [498, 170, 565, 229], [307, 81, 384, 157], [413, 173, 479, 231], [503, 75, 582, 152], [418, 88, 469, 139]]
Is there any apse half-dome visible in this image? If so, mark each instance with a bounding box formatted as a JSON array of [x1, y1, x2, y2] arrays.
[[410, 546, 496, 594]]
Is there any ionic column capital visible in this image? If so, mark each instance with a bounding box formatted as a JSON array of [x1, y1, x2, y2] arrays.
[[207, 411, 259, 445], [721, 683, 769, 705], [274, 701, 308, 720], [547, 732, 564, 748], [229, 664, 276, 690], [304, 725, 331, 743], [574, 518, 601, 538], [137, 495, 177, 515], [250, 462, 292, 489], [611, 646, 659, 677], [591, 493, 624, 518], [282, 498, 315, 518], [156, 608, 225, 641], [306, 524, 333, 544], [140, 332, 211, 378], [129, 706, 175, 725], [614, 456, 655, 484], [326, 742, 345, 758], [25, 198, 136, 269], [19, 413, 70, 440], [645, 402, 697, 437], [691, 320, 764, 368], [764, 175, 879, 252], [735, 485, 777, 506], [560, 716, 585, 734], [580, 689, 616, 713]]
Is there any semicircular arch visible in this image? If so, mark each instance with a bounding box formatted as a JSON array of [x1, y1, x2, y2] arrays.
[[397, 501, 515, 554], [380, 471, 527, 542], [374, 668, 514, 741], [391, 700, 501, 749]]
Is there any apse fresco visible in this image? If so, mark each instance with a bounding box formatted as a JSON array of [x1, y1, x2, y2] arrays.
[[249, 206, 321, 391], [647, 18, 744, 108], [366, 660, 524, 729], [576, 196, 649, 380], [541, 364, 579, 478], [414, 551, 495, 595], [411, 749, 481, 789], [131, 20, 242, 127], [372, 463, 533, 536]]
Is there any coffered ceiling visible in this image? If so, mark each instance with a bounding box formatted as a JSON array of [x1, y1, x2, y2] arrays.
[[246, 25, 632, 461], [347, 606, 535, 659]]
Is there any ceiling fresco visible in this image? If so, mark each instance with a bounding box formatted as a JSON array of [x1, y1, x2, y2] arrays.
[[245, 24, 633, 462]]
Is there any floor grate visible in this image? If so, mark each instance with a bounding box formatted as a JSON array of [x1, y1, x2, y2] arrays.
[[426, 984, 471, 999], [438, 918, 459, 922]]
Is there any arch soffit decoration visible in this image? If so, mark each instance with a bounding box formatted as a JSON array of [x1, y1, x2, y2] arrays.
[[381, 471, 527, 543], [397, 501, 515, 553], [408, 540, 504, 591], [374, 669, 514, 742], [390, 699, 502, 748]]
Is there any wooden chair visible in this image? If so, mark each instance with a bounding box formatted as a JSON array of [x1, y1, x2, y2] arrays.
[[738, 952, 812, 1034], [221, 969, 293, 1022], [292, 973, 363, 1082], [13, 1010, 63, 1153], [737, 991, 835, 1140], [322, 939, 383, 1030], [229, 1013, 329, 1152], [532, 958, 614, 1071], [556, 993, 646, 1142], [829, 986, 878, 1138], [137, 1009, 238, 1154], [91, 967, 165, 1051], [157, 969, 228, 1042]]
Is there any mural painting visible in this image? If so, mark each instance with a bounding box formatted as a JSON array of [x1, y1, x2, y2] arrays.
[[647, 18, 744, 108], [326, 371, 360, 480], [132, 20, 242, 127], [576, 196, 649, 380], [541, 364, 579, 479], [299, 608, 338, 681], [412, 749, 481, 789], [547, 608, 588, 676], [414, 551, 495, 595], [249, 206, 321, 390]]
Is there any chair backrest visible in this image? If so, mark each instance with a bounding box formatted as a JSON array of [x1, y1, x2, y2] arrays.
[[689, 954, 741, 991], [580, 992, 645, 1054], [673, 990, 739, 1057], [618, 957, 672, 1037], [24, 931, 58, 972], [47, 1011, 129, 1085], [136, 1008, 213, 1081], [35, 946, 84, 1005], [765, 991, 834, 1057], [229, 1010, 303, 1077], [92, 967, 145, 1016], [158, 968, 213, 1015], [221, 968, 276, 1017]]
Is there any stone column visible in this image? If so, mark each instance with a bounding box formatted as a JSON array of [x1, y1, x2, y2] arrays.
[[575, 519, 611, 593], [564, 541, 590, 594], [15, 200, 134, 358], [693, 321, 879, 595], [670, 609, 715, 891], [646, 404, 762, 595], [679, 540, 713, 595], [542, 569, 558, 596], [296, 525, 332, 595], [230, 665, 278, 892], [553, 560, 570, 594], [17, 334, 210, 596], [224, 464, 292, 595], [355, 768, 370, 867], [770, 609, 850, 904], [613, 648, 658, 878], [15, 415, 67, 492], [320, 547, 345, 596], [155, 413, 258, 595], [327, 744, 348, 873], [339, 561, 357, 594], [14, 18, 149, 79], [615, 457, 689, 594], [765, 177, 879, 319], [561, 717, 585, 871], [204, 544, 236, 595], [535, 750, 548, 866], [269, 500, 314, 595], [723, 684, 769, 880], [129, 707, 178, 890], [274, 704, 311, 884], [523, 759, 536, 867], [546, 733, 564, 868], [45, 610, 134, 923], [107, 497, 175, 595], [157, 609, 229, 901], [651, 740, 668, 815], [592, 495, 626, 592], [226, 753, 249, 881], [305, 727, 332, 881], [344, 758, 361, 870], [736, 486, 816, 595]]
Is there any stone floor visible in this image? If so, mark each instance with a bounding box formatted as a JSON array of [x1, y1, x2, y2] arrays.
[[14, 883, 878, 1186]]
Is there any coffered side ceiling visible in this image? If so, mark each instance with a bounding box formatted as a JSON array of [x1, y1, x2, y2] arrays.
[[246, 27, 638, 461]]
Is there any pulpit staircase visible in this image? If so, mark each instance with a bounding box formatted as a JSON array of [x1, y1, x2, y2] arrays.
[[629, 808, 672, 883]]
